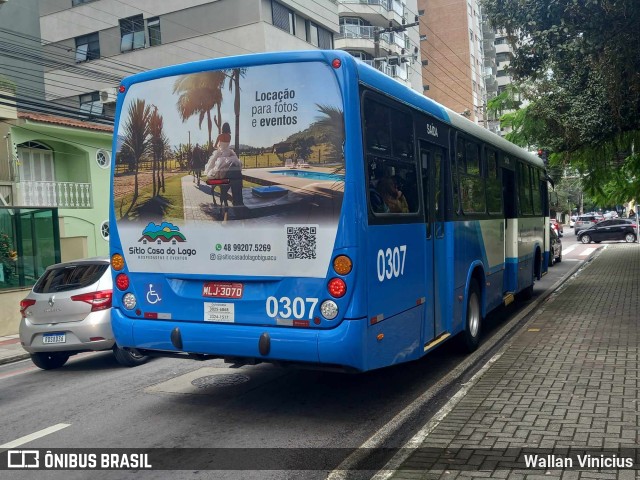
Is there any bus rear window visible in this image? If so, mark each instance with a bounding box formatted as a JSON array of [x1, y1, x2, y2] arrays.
[[112, 61, 346, 279]]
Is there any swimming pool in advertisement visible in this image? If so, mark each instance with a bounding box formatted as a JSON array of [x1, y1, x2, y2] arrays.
[[268, 170, 344, 181]]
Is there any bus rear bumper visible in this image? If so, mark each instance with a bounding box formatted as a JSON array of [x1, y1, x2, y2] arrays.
[[111, 309, 367, 371]]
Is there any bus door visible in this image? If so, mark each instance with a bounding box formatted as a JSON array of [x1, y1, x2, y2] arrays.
[[419, 140, 447, 344]]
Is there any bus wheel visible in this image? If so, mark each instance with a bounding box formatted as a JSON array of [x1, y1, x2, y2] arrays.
[[463, 280, 482, 352]]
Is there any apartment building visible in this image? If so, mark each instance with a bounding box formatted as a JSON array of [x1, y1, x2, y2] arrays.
[[39, 0, 339, 116], [418, 0, 488, 125], [335, 0, 422, 92]]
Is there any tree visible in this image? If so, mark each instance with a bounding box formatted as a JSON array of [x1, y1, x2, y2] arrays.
[[312, 104, 345, 164], [149, 106, 169, 195], [173, 71, 226, 147], [483, 0, 640, 205], [226, 68, 247, 152], [121, 99, 152, 218]]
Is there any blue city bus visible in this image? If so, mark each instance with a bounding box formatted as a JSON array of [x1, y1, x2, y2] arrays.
[[109, 50, 548, 372]]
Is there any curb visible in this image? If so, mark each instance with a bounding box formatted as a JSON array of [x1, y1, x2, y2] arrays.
[[0, 352, 30, 366], [327, 249, 597, 478]]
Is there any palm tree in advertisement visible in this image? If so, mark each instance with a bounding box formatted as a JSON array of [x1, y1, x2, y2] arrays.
[[121, 98, 152, 218], [226, 68, 246, 152], [149, 107, 169, 195], [173, 71, 226, 147], [314, 104, 345, 165]]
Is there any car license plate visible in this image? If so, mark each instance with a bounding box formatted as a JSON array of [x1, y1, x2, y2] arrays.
[[43, 333, 66, 344], [202, 282, 243, 299]]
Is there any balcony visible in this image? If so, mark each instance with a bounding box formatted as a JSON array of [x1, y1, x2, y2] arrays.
[[338, 0, 405, 27], [336, 25, 405, 55], [15, 181, 93, 208]]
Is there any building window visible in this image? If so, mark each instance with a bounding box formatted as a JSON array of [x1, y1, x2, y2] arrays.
[[147, 17, 161, 47], [100, 221, 110, 241], [318, 26, 333, 49], [469, 29, 474, 41], [272, 1, 295, 35], [75, 33, 100, 62], [120, 15, 145, 53], [79, 92, 103, 116], [306, 20, 319, 47], [96, 149, 111, 169]]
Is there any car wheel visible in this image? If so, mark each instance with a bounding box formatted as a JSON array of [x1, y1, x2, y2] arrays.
[[463, 279, 482, 352], [548, 252, 555, 267], [557, 248, 562, 263], [581, 234, 591, 244], [625, 233, 636, 243], [30, 352, 69, 370], [113, 345, 149, 367]]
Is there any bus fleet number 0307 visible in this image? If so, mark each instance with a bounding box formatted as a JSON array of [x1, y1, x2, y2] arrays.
[[377, 245, 407, 282]]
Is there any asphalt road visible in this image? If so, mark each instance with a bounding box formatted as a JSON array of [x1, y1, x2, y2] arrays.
[[0, 235, 591, 480]]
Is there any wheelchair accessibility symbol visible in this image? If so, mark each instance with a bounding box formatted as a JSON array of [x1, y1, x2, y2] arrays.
[[146, 284, 161, 304]]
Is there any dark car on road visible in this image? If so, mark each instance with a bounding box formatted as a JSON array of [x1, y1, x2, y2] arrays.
[[548, 227, 562, 266], [577, 219, 638, 244], [574, 214, 603, 235]]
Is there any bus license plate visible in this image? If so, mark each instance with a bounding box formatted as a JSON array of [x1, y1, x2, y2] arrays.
[[202, 282, 243, 299], [43, 333, 66, 344]]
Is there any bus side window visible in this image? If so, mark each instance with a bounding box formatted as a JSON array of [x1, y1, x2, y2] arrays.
[[390, 108, 414, 160], [486, 148, 502, 214], [364, 101, 391, 154]]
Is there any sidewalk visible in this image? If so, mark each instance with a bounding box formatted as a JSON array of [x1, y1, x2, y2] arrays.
[[0, 334, 29, 365], [384, 243, 640, 479]]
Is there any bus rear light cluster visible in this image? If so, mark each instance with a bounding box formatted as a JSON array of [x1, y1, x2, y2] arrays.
[[115, 273, 129, 290], [327, 278, 346, 298], [111, 253, 125, 271], [333, 255, 352, 275], [320, 300, 338, 320], [122, 293, 137, 310]]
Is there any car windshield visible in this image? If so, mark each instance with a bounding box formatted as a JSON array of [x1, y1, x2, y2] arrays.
[[33, 263, 108, 293]]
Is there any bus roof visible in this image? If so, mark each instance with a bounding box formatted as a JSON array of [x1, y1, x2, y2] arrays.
[[352, 56, 544, 169], [117, 49, 543, 170]]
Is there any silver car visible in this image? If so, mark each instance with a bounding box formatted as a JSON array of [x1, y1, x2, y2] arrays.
[[19, 258, 148, 370]]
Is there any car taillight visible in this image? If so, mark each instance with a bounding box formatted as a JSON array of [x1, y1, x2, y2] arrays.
[[20, 299, 36, 318], [71, 290, 113, 312]]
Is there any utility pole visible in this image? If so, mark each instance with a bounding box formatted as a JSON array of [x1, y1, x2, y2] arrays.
[[373, 15, 420, 72]]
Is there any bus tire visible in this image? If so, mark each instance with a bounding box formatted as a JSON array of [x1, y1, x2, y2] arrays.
[[113, 345, 149, 367], [463, 280, 482, 352]]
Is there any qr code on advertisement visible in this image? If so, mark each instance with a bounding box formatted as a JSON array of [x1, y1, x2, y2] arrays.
[[286, 225, 317, 260]]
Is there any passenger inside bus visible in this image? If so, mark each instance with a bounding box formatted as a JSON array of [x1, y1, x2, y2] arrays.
[[377, 176, 409, 213]]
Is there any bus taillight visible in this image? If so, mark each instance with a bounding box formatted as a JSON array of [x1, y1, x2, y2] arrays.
[[111, 253, 125, 271], [122, 293, 136, 310], [115, 273, 129, 290], [333, 255, 352, 275], [327, 278, 346, 298]]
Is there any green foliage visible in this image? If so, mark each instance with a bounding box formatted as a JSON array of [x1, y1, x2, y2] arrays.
[[0, 232, 16, 282], [482, 0, 640, 204]]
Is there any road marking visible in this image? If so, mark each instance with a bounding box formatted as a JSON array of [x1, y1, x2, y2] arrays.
[[579, 247, 596, 256], [0, 423, 71, 451], [562, 245, 577, 255]]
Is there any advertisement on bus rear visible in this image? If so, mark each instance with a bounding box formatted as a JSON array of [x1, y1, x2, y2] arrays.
[[113, 62, 345, 278]]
